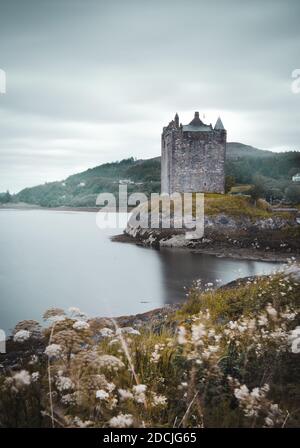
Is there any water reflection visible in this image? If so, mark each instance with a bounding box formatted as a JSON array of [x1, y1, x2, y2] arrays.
[[158, 248, 279, 305]]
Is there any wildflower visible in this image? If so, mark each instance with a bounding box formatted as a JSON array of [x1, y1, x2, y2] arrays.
[[116, 327, 140, 336], [191, 323, 206, 345], [73, 417, 94, 427], [264, 417, 274, 427], [56, 376, 74, 392], [13, 370, 31, 388], [177, 326, 187, 344], [152, 393, 167, 407], [43, 307, 65, 322], [250, 387, 260, 399], [68, 307, 81, 315], [13, 330, 31, 343], [133, 384, 147, 404], [266, 304, 277, 320], [118, 389, 134, 400], [44, 344, 62, 358], [72, 320, 90, 330], [106, 382, 116, 393], [96, 389, 109, 400], [150, 343, 165, 363], [61, 393, 77, 405], [280, 310, 296, 321], [133, 384, 147, 394], [289, 326, 300, 354], [107, 397, 118, 410], [234, 384, 249, 401], [109, 413, 133, 428], [96, 355, 125, 372], [258, 314, 268, 326], [31, 372, 40, 382], [99, 327, 114, 338], [29, 355, 38, 365]]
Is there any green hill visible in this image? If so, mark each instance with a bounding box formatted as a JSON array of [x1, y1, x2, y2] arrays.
[[10, 142, 300, 207]]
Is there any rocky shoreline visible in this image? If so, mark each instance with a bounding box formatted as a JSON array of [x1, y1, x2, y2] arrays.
[[112, 232, 297, 262], [116, 196, 300, 262]]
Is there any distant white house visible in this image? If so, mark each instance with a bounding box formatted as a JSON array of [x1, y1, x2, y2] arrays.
[[78, 182, 86, 187], [119, 179, 134, 185], [292, 173, 300, 182]]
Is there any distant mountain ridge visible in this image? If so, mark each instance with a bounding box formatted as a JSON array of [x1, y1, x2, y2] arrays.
[[13, 142, 300, 207]]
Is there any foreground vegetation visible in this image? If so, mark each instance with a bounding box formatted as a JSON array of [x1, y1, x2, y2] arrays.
[[0, 263, 299, 428]]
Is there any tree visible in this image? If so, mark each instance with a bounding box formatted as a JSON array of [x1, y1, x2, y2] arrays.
[[225, 175, 235, 193], [285, 184, 300, 204], [0, 190, 11, 204]]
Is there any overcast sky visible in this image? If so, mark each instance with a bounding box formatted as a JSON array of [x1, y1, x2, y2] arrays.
[[0, 0, 299, 192]]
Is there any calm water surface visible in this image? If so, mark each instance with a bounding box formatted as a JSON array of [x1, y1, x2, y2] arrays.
[[0, 210, 281, 334]]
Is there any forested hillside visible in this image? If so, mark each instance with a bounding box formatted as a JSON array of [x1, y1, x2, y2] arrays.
[[3, 143, 300, 207]]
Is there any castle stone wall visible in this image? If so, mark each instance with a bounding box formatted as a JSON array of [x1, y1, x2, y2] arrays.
[[161, 114, 226, 194]]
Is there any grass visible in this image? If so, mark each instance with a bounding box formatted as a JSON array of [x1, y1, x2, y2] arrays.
[[203, 194, 272, 218], [230, 184, 253, 194]]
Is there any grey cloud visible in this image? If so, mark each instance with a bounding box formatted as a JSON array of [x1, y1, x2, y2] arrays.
[[0, 0, 299, 192]]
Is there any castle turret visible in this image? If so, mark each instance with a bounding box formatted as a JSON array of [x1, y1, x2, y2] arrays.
[[174, 113, 179, 128], [214, 116, 225, 130]]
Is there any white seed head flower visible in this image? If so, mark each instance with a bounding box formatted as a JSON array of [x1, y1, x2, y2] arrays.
[[152, 393, 167, 407], [118, 389, 134, 400], [99, 327, 114, 338], [258, 314, 268, 326], [250, 387, 261, 399], [44, 344, 62, 358], [68, 307, 81, 315], [72, 320, 90, 331], [61, 393, 77, 405], [177, 326, 187, 344], [109, 413, 133, 428], [266, 304, 278, 320], [13, 370, 31, 388], [265, 417, 274, 427], [191, 323, 206, 345], [289, 326, 300, 354], [96, 355, 125, 371], [234, 384, 249, 401], [116, 327, 140, 336], [133, 384, 147, 394], [106, 382, 116, 393], [13, 330, 31, 343], [96, 389, 109, 400], [31, 372, 40, 382], [133, 384, 147, 404], [56, 376, 74, 392]]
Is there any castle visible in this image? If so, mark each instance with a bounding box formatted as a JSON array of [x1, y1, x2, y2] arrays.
[[161, 112, 226, 194]]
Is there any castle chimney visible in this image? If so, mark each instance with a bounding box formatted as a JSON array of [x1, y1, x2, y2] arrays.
[[189, 111, 203, 126], [174, 113, 179, 127]]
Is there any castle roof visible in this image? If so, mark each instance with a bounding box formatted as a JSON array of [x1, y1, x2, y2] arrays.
[[214, 117, 225, 130], [182, 111, 212, 132]]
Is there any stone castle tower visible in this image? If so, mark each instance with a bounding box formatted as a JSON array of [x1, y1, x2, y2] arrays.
[[161, 112, 226, 194]]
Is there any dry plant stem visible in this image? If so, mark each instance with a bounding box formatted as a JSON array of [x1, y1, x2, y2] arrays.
[[179, 391, 199, 428], [110, 317, 140, 385], [47, 323, 56, 428], [282, 411, 290, 428], [42, 411, 65, 428]]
